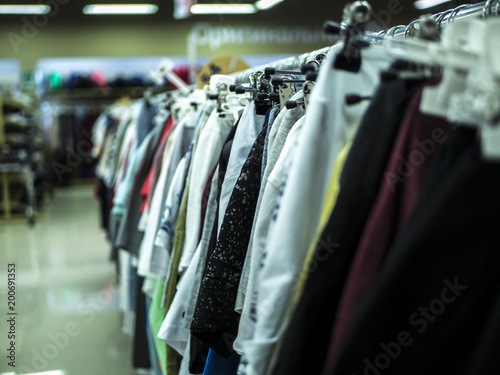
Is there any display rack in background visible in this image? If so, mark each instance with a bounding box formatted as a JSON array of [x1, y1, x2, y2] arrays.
[[0, 95, 44, 224], [37, 65, 191, 185], [37, 65, 190, 103], [39, 87, 170, 186]]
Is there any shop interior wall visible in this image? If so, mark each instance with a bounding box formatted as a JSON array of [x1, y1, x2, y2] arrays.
[[0, 0, 421, 69]]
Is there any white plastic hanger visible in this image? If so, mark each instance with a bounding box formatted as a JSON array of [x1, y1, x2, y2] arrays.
[[383, 17, 500, 159], [382, 31, 438, 66], [381, 19, 487, 118], [475, 19, 500, 160], [205, 74, 244, 119], [207, 74, 235, 92], [150, 58, 191, 94], [419, 19, 487, 118]]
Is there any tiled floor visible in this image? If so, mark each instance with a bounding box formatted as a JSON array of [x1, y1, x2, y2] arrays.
[[0, 185, 138, 375]]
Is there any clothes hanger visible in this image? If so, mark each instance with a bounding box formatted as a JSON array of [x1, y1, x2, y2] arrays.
[[203, 74, 237, 117], [249, 71, 274, 115], [271, 75, 300, 109], [284, 54, 326, 110], [442, 18, 500, 159], [150, 58, 191, 94], [285, 81, 316, 111], [479, 19, 500, 159], [323, 1, 372, 73], [419, 19, 486, 117]]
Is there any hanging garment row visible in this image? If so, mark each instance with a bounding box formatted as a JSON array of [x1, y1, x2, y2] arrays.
[[92, 4, 500, 375]]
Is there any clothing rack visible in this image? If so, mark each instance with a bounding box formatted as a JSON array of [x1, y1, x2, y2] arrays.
[[231, 0, 497, 84]]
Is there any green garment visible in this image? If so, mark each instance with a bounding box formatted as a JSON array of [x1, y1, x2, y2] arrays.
[[148, 276, 167, 375]]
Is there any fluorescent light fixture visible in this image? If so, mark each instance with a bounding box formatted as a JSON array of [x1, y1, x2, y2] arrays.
[[190, 4, 257, 14], [414, 0, 451, 10], [1, 371, 65, 375], [0, 5, 50, 14], [255, 0, 284, 10], [83, 4, 158, 15]]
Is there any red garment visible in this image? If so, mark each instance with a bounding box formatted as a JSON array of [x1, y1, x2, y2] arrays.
[[141, 168, 154, 213], [140, 117, 175, 213], [147, 117, 175, 203], [324, 84, 452, 371]]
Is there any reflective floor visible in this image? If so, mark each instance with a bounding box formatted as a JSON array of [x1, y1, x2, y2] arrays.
[[0, 185, 137, 375]]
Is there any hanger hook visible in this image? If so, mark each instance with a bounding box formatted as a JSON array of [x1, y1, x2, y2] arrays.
[[315, 53, 327, 64], [404, 20, 419, 38], [449, 4, 468, 22], [389, 25, 407, 39], [350, 1, 372, 24], [433, 9, 448, 30], [376, 28, 388, 39], [483, 0, 500, 17], [415, 15, 439, 40]]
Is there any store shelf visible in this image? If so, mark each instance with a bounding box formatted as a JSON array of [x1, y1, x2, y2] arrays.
[[40, 85, 171, 103], [2, 97, 37, 113], [0, 96, 40, 224], [41, 87, 149, 103]]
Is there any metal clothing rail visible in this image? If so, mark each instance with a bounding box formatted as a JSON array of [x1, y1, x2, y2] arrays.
[[231, 0, 498, 84]]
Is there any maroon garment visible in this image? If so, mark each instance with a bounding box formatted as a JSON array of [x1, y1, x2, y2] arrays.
[[141, 117, 175, 213], [324, 84, 452, 372], [199, 162, 219, 243]]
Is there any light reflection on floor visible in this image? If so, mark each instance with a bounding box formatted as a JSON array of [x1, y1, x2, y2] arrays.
[[0, 185, 138, 375]]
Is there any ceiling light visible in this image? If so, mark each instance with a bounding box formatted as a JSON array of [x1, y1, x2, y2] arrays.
[[83, 4, 158, 15], [413, 0, 451, 10], [1, 371, 66, 375], [0, 5, 50, 14], [190, 4, 257, 14], [255, 0, 284, 10]]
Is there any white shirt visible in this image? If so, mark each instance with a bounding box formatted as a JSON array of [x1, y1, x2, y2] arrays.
[[178, 109, 234, 273], [218, 101, 265, 233]]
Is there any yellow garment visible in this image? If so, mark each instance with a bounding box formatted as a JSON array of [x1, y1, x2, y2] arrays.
[[294, 142, 351, 302], [165, 187, 190, 374]]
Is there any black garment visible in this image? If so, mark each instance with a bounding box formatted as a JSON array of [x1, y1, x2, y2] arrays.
[[109, 214, 121, 261], [96, 177, 110, 230], [330, 127, 500, 375], [133, 275, 151, 369], [189, 337, 210, 374], [272, 76, 425, 375], [191, 122, 268, 358], [204, 119, 240, 271], [464, 283, 500, 375], [189, 119, 239, 373], [114, 123, 165, 255]]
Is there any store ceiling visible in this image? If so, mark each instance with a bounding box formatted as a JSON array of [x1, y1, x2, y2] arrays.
[[0, 0, 483, 27]]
